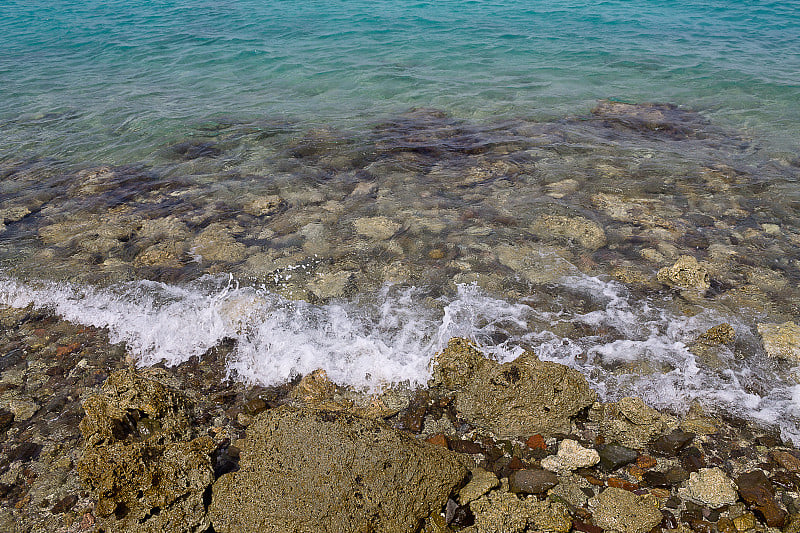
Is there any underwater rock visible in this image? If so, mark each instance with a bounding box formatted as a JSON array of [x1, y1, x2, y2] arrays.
[[657, 255, 711, 292], [431, 338, 596, 438], [589, 487, 662, 533], [191, 222, 246, 263], [529, 214, 607, 251], [353, 216, 401, 240], [757, 321, 800, 362], [495, 243, 573, 285], [590, 397, 673, 450], [77, 368, 214, 533], [591, 100, 708, 139], [242, 195, 286, 217], [307, 270, 356, 300], [209, 405, 467, 533]]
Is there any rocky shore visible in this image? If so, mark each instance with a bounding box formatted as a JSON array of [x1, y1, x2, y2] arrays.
[[1, 306, 799, 533]]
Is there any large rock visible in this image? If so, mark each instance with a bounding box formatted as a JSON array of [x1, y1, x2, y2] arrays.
[[77, 369, 214, 533], [590, 397, 673, 450], [657, 255, 710, 292], [432, 338, 596, 438], [541, 439, 600, 473], [757, 322, 800, 362], [679, 468, 737, 508], [209, 405, 468, 533], [589, 487, 662, 533], [467, 490, 571, 533]]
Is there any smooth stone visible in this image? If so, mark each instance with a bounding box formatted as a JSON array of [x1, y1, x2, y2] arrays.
[[651, 429, 695, 456], [509, 468, 559, 494], [736, 470, 787, 528], [598, 444, 639, 471]]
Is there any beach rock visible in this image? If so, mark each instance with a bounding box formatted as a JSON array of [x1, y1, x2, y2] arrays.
[[598, 444, 639, 471], [209, 405, 468, 533], [459, 468, 500, 504], [307, 270, 356, 300], [548, 474, 590, 508], [736, 470, 787, 528], [467, 490, 571, 533], [590, 397, 672, 450], [589, 487, 662, 533], [432, 338, 596, 438], [771, 450, 800, 473], [757, 322, 800, 362], [678, 468, 737, 508], [530, 214, 607, 251], [243, 195, 286, 217], [657, 255, 711, 292], [0, 206, 30, 223], [77, 368, 214, 533], [541, 439, 600, 473], [696, 324, 736, 345], [495, 243, 573, 285], [651, 429, 695, 456], [508, 468, 559, 494], [353, 216, 401, 240]]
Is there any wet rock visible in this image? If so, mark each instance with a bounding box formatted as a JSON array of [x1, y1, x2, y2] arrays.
[[308, 270, 356, 300], [598, 444, 639, 471], [459, 468, 500, 504], [757, 322, 800, 362], [495, 243, 574, 285], [696, 324, 736, 345], [0, 409, 13, 432], [432, 338, 596, 438], [678, 468, 737, 508], [732, 512, 756, 532], [192, 222, 246, 263], [209, 405, 468, 533], [657, 255, 711, 292], [242, 195, 286, 217], [0, 206, 30, 224], [591, 100, 708, 138], [50, 494, 78, 514], [548, 474, 591, 508], [468, 490, 571, 533], [77, 368, 215, 533], [681, 446, 706, 472], [772, 450, 800, 473], [590, 397, 672, 450], [651, 429, 695, 456], [509, 468, 560, 494], [353, 216, 401, 240], [736, 470, 787, 528], [589, 487, 662, 533], [541, 439, 600, 473], [530, 214, 607, 251]]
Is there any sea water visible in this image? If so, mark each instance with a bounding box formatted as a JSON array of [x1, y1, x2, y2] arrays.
[[1, 0, 800, 440]]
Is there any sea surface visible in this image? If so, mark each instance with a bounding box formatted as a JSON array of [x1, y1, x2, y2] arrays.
[[1, 1, 800, 440]]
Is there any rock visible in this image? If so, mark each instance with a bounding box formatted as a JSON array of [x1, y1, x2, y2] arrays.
[[548, 474, 590, 508], [77, 368, 214, 533], [495, 243, 573, 285], [541, 440, 600, 473], [432, 338, 596, 438], [651, 429, 695, 456], [757, 322, 800, 362], [308, 270, 356, 300], [732, 512, 757, 532], [0, 206, 30, 223], [771, 450, 800, 473], [134, 240, 185, 268], [696, 324, 736, 345], [353, 216, 401, 240], [508, 469, 559, 494], [678, 468, 737, 508], [209, 406, 468, 533], [459, 468, 500, 504], [0, 398, 39, 421], [243, 195, 286, 217], [545, 179, 579, 199], [191, 222, 246, 263], [468, 490, 571, 533], [598, 444, 639, 471], [589, 487, 662, 533], [530, 214, 607, 251], [657, 255, 710, 292], [591, 100, 707, 138], [590, 397, 672, 450], [735, 470, 787, 528]]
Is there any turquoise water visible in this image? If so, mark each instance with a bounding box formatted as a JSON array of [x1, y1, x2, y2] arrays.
[[2, 0, 799, 164]]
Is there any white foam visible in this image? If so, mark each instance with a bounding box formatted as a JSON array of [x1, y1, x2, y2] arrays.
[[1, 272, 799, 443]]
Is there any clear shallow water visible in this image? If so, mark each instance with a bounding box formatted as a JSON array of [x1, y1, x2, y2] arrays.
[[1, 0, 799, 164], [1, 1, 800, 441]]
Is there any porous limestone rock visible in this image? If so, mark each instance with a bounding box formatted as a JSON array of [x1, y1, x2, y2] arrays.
[[77, 369, 214, 533], [589, 487, 662, 533], [530, 214, 607, 251], [467, 490, 571, 533], [679, 467, 737, 508], [459, 468, 500, 504], [657, 255, 710, 292], [432, 338, 596, 438], [757, 322, 800, 362], [191, 222, 246, 263], [541, 439, 600, 473], [590, 397, 673, 450], [353, 216, 401, 240], [209, 405, 468, 533]]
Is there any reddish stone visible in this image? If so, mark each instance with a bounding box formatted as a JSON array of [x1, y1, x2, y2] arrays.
[[426, 434, 449, 448], [508, 456, 525, 471], [607, 477, 638, 491], [526, 434, 546, 450], [56, 342, 81, 356], [637, 455, 658, 469], [736, 470, 787, 528], [771, 450, 800, 473], [573, 520, 603, 533]]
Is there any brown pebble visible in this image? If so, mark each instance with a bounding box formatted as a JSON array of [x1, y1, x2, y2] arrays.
[[50, 494, 78, 514], [771, 450, 800, 473], [526, 434, 546, 450], [426, 434, 449, 448], [637, 455, 658, 469], [450, 439, 483, 455], [577, 469, 606, 486], [428, 249, 445, 260], [628, 465, 645, 480], [573, 519, 603, 533], [607, 477, 638, 491], [717, 517, 736, 533], [650, 488, 671, 499], [736, 470, 787, 528], [508, 456, 525, 471]]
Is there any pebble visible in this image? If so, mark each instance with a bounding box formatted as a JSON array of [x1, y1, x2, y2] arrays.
[[651, 429, 695, 456], [599, 444, 639, 471], [736, 470, 788, 528], [771, 450, 800, 473], [509, 468, 560, 494]]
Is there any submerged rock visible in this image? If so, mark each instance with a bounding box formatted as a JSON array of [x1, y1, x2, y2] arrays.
[[209, 405, 468, 533], [77, 368, 214, 533], [757, 321, 800, 362], [529, 214, 607, 251], [432, 338, 596, 438], [657, 255, 711, 292], [353, 216, 401, 240]]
